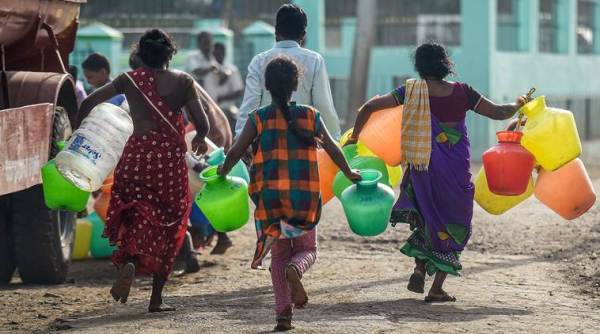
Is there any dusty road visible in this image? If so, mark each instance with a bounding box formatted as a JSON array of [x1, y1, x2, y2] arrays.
[[1, 164, 600, 333]]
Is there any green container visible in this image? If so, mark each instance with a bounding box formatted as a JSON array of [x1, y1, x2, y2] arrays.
[[195, 166, 249, 233], [340, 169, 395, 237], [88, 212, 116, 258], [41, 160, 91, 212], [333, 145, 390, 199], [205, 147, 250, 185]]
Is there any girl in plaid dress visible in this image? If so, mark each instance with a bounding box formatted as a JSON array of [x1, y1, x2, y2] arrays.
[[219, 56, 360, 331]]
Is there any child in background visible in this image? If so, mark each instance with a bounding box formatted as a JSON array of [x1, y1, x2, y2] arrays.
[[219, 56, 360, 331]]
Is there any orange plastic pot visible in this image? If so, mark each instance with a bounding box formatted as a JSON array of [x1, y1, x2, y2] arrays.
[[359, 105, 403, 166], [535, 158, 596, 220], [317, 148, 338, 204]]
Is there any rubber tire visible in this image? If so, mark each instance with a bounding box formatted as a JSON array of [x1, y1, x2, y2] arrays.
[[49, 106, 72, 159], [10, 107, 76, 284], [11, 185, 75, 284], [0, 195, 16, 283]]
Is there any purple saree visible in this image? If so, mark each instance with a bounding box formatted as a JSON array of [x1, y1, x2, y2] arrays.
[[391, 114, 474, 276]]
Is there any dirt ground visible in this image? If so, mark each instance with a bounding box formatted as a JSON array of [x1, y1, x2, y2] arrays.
[[2, 161, 600, 333]]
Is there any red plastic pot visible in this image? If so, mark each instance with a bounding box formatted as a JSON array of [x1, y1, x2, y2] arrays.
[[482, 131, 535, 196]]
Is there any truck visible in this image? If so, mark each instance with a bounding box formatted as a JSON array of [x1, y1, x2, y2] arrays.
[[0, 0, 86, 284]]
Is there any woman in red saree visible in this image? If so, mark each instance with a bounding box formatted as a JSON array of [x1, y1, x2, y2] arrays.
[[77, 29, 209, 312]]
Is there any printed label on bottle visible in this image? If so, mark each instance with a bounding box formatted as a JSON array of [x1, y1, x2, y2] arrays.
[[68, 134, 102, 165]]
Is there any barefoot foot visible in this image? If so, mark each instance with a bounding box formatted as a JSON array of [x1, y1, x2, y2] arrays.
[[110, 262, 135, 304], [148, 303, 176, 313], [274, 306, 293, 332], [407, 270, 425, 294], [285, 265, 308, 309], [210, 238, 233, 255]]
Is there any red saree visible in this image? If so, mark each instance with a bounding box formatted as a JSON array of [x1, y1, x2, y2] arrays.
[[105, 68, 191, 278]]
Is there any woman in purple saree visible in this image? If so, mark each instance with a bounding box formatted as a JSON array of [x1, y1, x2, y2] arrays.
[[348, 43, 526, 302]]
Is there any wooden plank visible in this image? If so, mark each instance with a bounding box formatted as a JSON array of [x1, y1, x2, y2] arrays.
[[0, 103, 53, 195]]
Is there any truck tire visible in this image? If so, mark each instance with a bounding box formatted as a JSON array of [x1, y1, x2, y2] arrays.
[[11, 185, 75, 284], [10, 107, 75, 284], [0, 197, 16, 283], [49, 106, 72, 159]]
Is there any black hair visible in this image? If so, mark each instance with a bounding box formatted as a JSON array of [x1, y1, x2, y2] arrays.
[[196, 31, 212, 42], [275, 4, 307, 41], [136, 29, 177, 68], [68, 65, 78, 80], [81, 53, 110, 73], [129, 50, 143, 70], [413, 42, 454, 80], [265, 56, 314, 146], [214, 42, 225, 51]]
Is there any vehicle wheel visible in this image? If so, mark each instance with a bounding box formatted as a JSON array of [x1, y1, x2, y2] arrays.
[[11, 185, 75, 284], [0, 195, 16, 283], [49, 106, 72, 159]]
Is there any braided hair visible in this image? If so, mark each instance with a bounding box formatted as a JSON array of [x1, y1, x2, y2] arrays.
[[264, 56, 315, 146]]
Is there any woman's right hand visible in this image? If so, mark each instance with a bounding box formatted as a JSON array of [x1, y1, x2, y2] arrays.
[[345, 169, 362, 182]]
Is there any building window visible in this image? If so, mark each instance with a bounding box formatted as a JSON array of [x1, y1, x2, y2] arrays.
[[577, 0, 597, 54], [539, 0, 561, 52], [376, 0, 461, 47], [325, 0, 460, 48], [497, 0, 522, 51], [325, 0, 357, 49]]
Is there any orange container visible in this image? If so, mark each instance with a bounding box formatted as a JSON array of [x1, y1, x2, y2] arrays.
[[359, 105, 403, 166], [535, 158, 596, 220], [317, 148, 338, 204], [94, 174, 114, 222]]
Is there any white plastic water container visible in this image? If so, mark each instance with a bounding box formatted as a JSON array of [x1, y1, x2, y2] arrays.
[[56, 103, 133, 192]]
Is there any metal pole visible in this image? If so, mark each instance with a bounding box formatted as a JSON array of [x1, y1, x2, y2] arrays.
[[345, 0, 377, 128]]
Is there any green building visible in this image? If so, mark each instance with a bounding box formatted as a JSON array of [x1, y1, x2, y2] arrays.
[[78, 0, 600, 157], [299, 0, 600, 157]]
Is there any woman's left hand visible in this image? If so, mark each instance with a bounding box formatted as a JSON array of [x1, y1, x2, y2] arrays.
[[217, 164, 228, 177], [191, 135, 208, 156]]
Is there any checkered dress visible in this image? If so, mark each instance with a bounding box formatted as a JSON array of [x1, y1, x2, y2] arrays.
[[248, 103, 322, 268]]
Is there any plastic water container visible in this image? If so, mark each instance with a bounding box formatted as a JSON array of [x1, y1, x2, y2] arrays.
[[482, 131, 535, 196], [88, 212, 116, 258], [520, 96, 582, 171], [340, 129, 403, 188], [359, 104, 403, 166], [474, 167, 534, 215], [56, 103, 133, 192], [72, 219, 93, 260], [317, 148, 338, 205], [195, 166, 249, 233], [340, 169, 395, 237], [535, 158, 596, 220]]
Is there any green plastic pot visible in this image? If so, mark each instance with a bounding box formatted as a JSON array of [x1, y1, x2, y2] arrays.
[[195, 166, 249, 233], [340, 169, 395, 237], [41, 160, 91, 212], [88, 212, 116, 258], [205, 147, 250, 185], [333, 155, 390, 199]]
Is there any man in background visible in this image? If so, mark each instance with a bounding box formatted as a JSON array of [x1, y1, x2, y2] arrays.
[[213, 42, 244, 132], [235, 4, 341, 139], [185, 31, 219, 99], [81, 52, 126, 108]]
